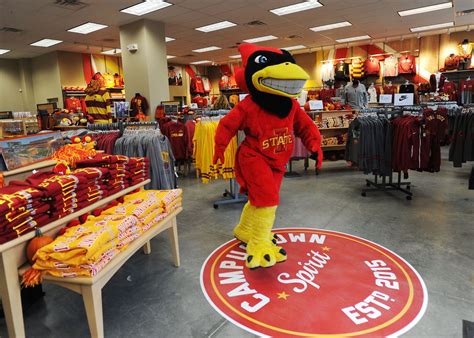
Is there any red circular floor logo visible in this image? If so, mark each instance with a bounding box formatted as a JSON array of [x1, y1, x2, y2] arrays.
[[200, 228, 427, 337]]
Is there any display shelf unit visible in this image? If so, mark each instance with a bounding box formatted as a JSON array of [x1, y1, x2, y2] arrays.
[[321, 144, 346, 149], [52, 125, 85, 131], [319, 127, 349, 131], [0, 179, 151, 338], [307, 109, 355, 153], [62, 87, 126, 110]]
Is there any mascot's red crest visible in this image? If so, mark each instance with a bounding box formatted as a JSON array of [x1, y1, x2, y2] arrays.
[[235, 43, 284, 93]]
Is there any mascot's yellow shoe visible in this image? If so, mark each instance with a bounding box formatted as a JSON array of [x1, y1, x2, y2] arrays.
[[246, 206, 287, 269], [234, 202, 278, 244]]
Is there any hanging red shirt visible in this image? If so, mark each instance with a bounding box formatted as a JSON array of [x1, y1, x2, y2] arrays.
[[398, 54, 417, 74], [162, 121, 188, 161], [365, 57, 380, 76]]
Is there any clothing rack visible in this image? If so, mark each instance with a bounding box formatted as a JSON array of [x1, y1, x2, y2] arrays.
[[362, 172, 413, 200], [285, 159, 302, 177], [213, 178, 248, 209], [213, 125, 247, 209], [349, 109, 431, 200], [87, 121, 158, 133]]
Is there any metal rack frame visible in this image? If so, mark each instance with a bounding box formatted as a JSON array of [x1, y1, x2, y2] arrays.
[[361, 171, 413, 200], [213, 178, 247, 209]]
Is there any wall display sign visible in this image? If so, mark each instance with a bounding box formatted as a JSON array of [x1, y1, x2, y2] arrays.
[[0, 132, 64, 171], [394, 93, 414, 106], [379, 94, 393, 104], [168, 65, 183, 86], [201, 228, 427, 337], [308, 100, 324, 110]]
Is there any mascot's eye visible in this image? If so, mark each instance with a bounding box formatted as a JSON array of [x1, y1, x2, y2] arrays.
[[254, 55, 268, 64]]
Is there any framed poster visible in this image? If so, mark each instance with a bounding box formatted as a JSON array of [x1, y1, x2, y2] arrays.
[[168, 65, 183, 86], [0, 132, 64, 171]]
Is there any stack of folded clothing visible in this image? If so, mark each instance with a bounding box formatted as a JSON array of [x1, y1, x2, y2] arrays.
[[71, 167, 109, 205], [33, 213, 142, 277], [31, 188, 182, 277], [126, 157, 150, 186], [0, 186, 50, 244], [76, 154, 131, 195], [105, 189, 182, 232], [20, 172, 98, 220]]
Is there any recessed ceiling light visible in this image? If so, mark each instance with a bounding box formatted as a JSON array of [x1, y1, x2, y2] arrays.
[[195, 21, 236, 32], [310, 21, 352, 32], [167, 55, 176, 59], [283, 45, 307, 51], [410, 22, 454, 32], [0, 49, 11, 55], [243, 35, 278, 43], [192, 46, 221, 53], [30, 39, 63, 47], [336, 35, 371, 43], [270, 0, 323, 16], [102, 48, 121, 55], [191, 60, 212, 64], [121, 0, 172, 16], [229, 55, 241, 59], [398, 2, 452, 16], [67, 22, 108, 34], [165, 37, 175, 42]]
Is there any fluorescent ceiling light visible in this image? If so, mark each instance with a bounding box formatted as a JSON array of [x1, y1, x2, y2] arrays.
[[229, 55, 241, 59], [283, 45, 307, 51], [67, 22, 108, 34], [243, 35, 278, 43], [310, 21, 352, 32], [121, 1, 172, 16], [192, 46, 221, 53], [191, 60, 211, 64], [410, 22, 454, 32], [270, 0, 322, 16], [165, 37, 175, 42], [102, 48, 121, 55], [30, 39, 63, 47], [167, 55, 176, 59], [0, 49, 11, 55], [195, 21, 236, 32], [398, 2, 452, 16], [336, 35, 371, 43]]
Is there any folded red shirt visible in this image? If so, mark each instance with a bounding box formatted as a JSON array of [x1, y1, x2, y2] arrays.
[[2, 203, 50, 223], [0, 213, 50, 234], [72, 167, 109, 180]]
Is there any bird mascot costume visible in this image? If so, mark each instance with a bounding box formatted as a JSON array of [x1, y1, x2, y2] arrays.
[[213, 43, 322, 269]]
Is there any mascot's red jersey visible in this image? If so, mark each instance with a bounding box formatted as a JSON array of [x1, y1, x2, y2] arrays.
[[214, 43, 321, 207]]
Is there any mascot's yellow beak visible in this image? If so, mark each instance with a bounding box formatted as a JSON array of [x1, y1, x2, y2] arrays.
[[251, 62, 309, 98]]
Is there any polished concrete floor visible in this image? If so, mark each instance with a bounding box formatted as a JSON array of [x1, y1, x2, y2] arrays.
[[1, 149, 473, 337]]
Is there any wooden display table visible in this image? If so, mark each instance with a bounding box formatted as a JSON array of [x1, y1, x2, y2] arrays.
[[1, 159, 57, 185], [0, 179, 181, 338], [31, 208, 181, 338]]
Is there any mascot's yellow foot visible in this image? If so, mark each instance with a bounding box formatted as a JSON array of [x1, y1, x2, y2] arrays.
[[244, 206, 286, 269], [273, 245, 287, 263], [234, 202, 277, 244], [246, 240, 277, 269]]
